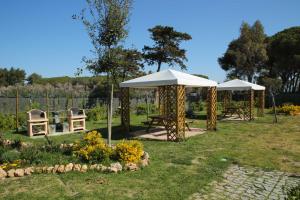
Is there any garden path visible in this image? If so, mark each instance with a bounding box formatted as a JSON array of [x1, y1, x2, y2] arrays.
[[189, 165, 300, 200]]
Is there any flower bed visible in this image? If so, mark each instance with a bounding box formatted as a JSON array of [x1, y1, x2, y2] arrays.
[[0, 131, 150, 180]]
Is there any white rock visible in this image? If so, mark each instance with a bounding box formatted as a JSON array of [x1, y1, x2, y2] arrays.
[[57, 165, 65, 173], [24, 167, 34, 175], [0, 168, 7, 179], [89, 164, 97, 170], [65, 163, 74, 172], [73, 164, 81, 171], [7, 169, 15, 178], [14, 169, 24, 177], [139, 159, 149, 167], [125, 163, 139, 171], [81, 164, 88, 172], [142, 152, 150, 160], [47, 167, 54, 173], [110, 162, 122, 172]]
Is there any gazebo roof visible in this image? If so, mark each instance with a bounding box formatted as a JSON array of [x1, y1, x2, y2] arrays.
[[217, 79, 265, 91], [119, 69, 217, 88]]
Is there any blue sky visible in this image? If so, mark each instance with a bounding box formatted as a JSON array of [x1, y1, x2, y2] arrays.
[[0, 0, 299, 82]]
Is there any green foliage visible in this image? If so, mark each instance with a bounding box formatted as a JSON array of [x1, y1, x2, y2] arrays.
[[0, 149, 20, 163], [75, 0, 133, 76], [27, 73, 43, 85], [218, 20, 268, 82], [267, 26, 300, 93], [0, 113, 15, 131], [86, 105, 106, 121], [20, 146, 43, 164], [0, 67, 26, 87], [286, 184, 300, 200], [189, 102, 204, 112], [136, 103, 157, 115], [73, 131, 112, 163], [114, 140, 143, 163], [143, 25, 192, 72]]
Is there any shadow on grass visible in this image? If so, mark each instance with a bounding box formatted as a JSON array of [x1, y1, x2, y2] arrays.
[[92, 125, 148, 140]]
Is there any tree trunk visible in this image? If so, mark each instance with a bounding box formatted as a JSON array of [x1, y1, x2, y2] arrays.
[[247, 74, 253, 83], [106, 72, 110, 143], [108, 83, 113, 147], [157, 61, 162, 72], [270, 89, 278, 123]]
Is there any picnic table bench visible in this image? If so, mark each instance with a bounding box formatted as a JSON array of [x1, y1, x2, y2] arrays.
[[143, 115, 193, 132], [222, 107, 244, 119]]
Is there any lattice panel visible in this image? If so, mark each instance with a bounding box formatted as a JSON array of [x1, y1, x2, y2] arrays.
[[244, 90, 254, 120], [257, 90, 265, 117], [164, 85, 186, 141], [120, 87, 130, 132], [176, 85, 186, 141], [158, 86, 166, 115], [207, 87, 217, 130], [223, 90, 232, 112]]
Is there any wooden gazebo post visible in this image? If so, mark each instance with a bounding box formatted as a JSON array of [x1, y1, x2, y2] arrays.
[[223, 90, 231, 112], [246, 89, 255, 120], [207, 87, 217, 130], [120, 87, 130, 132], [257, 90, 265, 117], [164, 85, 186, 141]]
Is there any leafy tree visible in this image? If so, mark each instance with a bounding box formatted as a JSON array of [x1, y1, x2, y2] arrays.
[[143, 25, 192, 72], [27, 73, 43, 85], [218, 20, 268, 82], [0, 67, 26, 86], [267, 26, 300, 93], [75, 0, 132, 146]]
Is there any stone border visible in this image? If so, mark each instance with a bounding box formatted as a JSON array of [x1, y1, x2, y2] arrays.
[[0, 152, 149, 179]]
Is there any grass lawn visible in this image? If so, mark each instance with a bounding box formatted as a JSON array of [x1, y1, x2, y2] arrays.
[[0, 113, 299, 199]]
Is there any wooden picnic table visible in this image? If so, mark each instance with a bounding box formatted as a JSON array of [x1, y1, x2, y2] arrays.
[[144, 115, 193, 132], [222, 107, 244, 119]]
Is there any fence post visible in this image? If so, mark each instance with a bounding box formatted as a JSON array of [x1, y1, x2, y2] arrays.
[[15, 88, 19, 132], [71, 93, 74, 107], [46, 90, 49, 119]]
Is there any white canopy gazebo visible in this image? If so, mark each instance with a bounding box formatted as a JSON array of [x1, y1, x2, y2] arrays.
[[119, 69, 218, 141], [217, 79, 266, 120]]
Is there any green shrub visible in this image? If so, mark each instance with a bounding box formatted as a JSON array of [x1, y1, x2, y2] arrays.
[[0, 113, 15, 131], [20, 146, 43, 164], [286, 184, 300, 200], [189, 102, 204, 112], [18, 112, 27, 128], [86, 105, 106, 121], [0, 149, 20, 163], [73, 130, 112, 163], [114, 140, 144, 163], [136, 103, 157, 115]]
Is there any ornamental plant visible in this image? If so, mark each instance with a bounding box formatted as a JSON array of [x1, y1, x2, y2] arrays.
[[114, 140, 143, 163], [0, 160, 21, 170], [73, 130, 112, 163], [278, 105, 300, 116]]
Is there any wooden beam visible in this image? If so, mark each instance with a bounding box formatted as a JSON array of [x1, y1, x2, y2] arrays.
[[257, 90, 265, 117], [120, 87, 130, 132], [164, 85, 186, 141], [207, 87, 217, 130]]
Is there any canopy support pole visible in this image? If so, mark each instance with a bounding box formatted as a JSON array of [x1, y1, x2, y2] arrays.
[[207, 87, 217, 130], [257, 90, 265, 117], [165, 85, 185, 141], [245, 89, 254, 120], [120, 87, 130, 132], [223, 90, 231, 112]]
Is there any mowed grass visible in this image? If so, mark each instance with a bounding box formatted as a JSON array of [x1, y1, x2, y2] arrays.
[[0, 114, 300, 199]]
